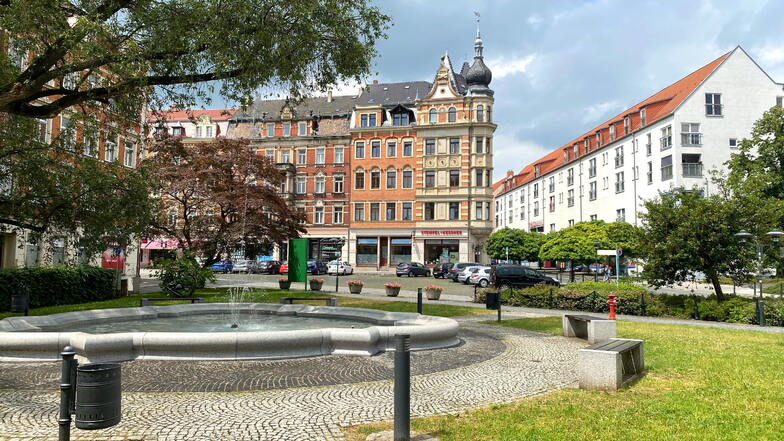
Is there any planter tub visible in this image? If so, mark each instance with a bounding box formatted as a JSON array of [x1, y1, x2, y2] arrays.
[[310, 281, 323, 291], [385, 287, 401, 297], [425, 289, 441, 300], [279, 281, 291, 290], [349, 285, 363, 294]]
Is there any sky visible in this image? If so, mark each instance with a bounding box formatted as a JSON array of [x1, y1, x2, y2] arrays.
[[212, 0, 784, 182]]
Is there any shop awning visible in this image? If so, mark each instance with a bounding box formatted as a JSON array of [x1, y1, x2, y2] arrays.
[[141, 239, 180, 249]]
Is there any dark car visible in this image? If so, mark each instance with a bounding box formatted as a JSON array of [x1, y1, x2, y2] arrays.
[[256, 260, 281, 274], [395, 262, 430, 277], [447, 262, 481, 281], [432, 262, 454, 279], [490, 264, 560, 291], [307, 260, 327, 275]]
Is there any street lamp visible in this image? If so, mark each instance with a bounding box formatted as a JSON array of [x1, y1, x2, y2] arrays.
[[734, 229, 783, 326], [592, 240, 600, 282]]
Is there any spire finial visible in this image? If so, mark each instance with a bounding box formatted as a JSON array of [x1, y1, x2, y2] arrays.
[[473, 11, 483, 58], [474, 11, 481, 38]]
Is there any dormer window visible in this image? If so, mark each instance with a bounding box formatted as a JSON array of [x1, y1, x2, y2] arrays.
[[640, 108, 646, 127], [596, 132, 602, 147], [391, 105, 413, 126], [584, 139, 590, 153], [563, 150, 568, 162], [172, 126, 184, 137], [609, 124, 616, 142], [534, 164, 541, 178], [623, 117, 630, 135]]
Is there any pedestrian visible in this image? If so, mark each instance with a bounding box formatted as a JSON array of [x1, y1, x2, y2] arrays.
[[602, 264, 611, 283]]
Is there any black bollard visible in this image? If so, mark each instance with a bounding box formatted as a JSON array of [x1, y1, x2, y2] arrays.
[[756, 297, 766, 326], [394, 334, 411, 441], [417, 288, 423, 314], [59, 346, 77, 441]]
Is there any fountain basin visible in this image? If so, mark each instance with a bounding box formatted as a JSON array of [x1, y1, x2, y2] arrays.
[[0, 303, 460, 362]]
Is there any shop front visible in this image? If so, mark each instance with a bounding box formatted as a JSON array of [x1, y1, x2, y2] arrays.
[[140, 238, 180, 267], [352, 234, 414, 268], [423, 239, 460, 264], [308, 237, 345, 263]]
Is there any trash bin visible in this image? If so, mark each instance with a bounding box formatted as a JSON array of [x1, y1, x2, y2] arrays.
[[75, 363, 122, 430], [10, 293, 29, 314], [485, 291, 501, 310]]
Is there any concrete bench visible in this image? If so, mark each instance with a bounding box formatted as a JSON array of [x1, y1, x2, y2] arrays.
[[578, 338, 645, 391], [280, 297, 338, 307], [562, 314, 616, 344], [140, 297, 205, 307]]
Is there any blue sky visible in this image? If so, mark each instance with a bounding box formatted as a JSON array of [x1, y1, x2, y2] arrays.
[[213, 0, 784, 181]]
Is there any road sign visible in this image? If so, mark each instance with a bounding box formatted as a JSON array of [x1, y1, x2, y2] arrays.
[[616, 248, 623, 256], [597, 249, 616, 256]]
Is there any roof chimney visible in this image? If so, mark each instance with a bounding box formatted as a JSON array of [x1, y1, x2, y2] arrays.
[[327, 90, 333, 102]]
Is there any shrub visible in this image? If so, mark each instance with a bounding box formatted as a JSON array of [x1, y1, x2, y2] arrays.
[[347, 280, 364, 286], [0, 266, 116, 311], [424, 284, 443, 292], [384, 283, 401, 288], [155, 253, 215, 298], [765, 300, 784, 327]]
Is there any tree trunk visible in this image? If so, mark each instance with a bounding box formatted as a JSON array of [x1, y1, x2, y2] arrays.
[[709, 274, 725, 302]]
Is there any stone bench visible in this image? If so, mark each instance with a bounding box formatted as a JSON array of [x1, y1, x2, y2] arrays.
[[562, 314, 616, 344], [578, 338, 645, 391], [140, 297, 205, 307], [280, 297, 338, 307]]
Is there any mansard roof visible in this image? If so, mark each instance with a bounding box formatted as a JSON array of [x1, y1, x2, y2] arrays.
[[356, 81, 432, 107], [232, 95, 357, 121]]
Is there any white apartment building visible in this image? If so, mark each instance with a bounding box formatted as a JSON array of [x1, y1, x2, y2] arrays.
[[494, 47, 784, 232]]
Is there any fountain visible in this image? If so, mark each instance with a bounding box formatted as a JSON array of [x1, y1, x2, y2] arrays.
[[226, 286, 254, 329]]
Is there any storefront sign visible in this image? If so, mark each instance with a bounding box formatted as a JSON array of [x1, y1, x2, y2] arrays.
[[420, 230, 464, 236]]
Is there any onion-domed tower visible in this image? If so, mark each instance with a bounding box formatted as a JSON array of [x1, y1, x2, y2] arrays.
[[466, 22, 493, 96]]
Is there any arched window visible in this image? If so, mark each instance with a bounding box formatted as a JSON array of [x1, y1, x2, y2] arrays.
[[448, 107, 457, 122], [476, 105, 484, 122], [429, 108, 437, 124]]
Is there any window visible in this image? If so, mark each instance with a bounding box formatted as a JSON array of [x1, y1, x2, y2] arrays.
[[369, 114, 377, 127], [661, 125, 672, 150], [614, 146, 624, 168], [403, 141, 413, 156], [449, 170, 460, 187], [333, 205, 343, 224], [449, 138, 460, 154], [590, 214, 598, 221], [549, 223, 556, 232], [533, 183, 539, 199], [298, 121, 307, 135], [387, 141, 397, 157], [558, 193, 563, 204], [281, 150, 291, 163], [206, 126, 214, 138], [296, 177, 306, 194], [534, 164, 541, 178], [386, 202, 396, 221], [615, 171, 625, 193], [355, 170, 365, 189], [314, 206, 324, 224], [520, 207, 525, 220], [533, 201, 539, 217], [168, 209, 178, 226], [589, 181, 597, 200], [448, 107, 456, 122], [623, 116, 630, 135], [402, 202, 412, 220], [316, 148, 325, 164], [424, 202, 435, 220], [567, 189, 574, 207], [392, 110, 409, 126], [729, 138, 738, 149], [485, 202, 491, 221], [647, 162, 653, 184], [508, 197, 513, 207], [172, 126, 184, 137], [777, 96, 784, 108], [429, 108, 437, 124], [282, 122, 290, 137], [297, 149, 306, 164], [370, 170, 381, 189], [549, 196, 555, 212], [315, 175, 325, 194], [640, 108, 646, 127], [567, 168, 574, 186], [596, 131, 602, 147], [387, 170, 397, 188], [355, 142, 365, 159], [476, 105, 484, 121], [425, 171, 435, 188], [266, 123, 275, 137], [609, 124, 616, 142], [681, 123, 702, 146], [476, 137, 483, 153], [589, 158, 597, 178], [83, 134, 97, 157], [265, 149, 275, 162], [616, 208, 626, 222], [354, 204, 365, 221], [60, 117, 74, 150], [370, 203, 380, 221], [195, 126, 202, 138], [333, 175, 344, 193], [568, 219, 575, 227], [402, 170, 413, 188], [475, 169, 483, 187], [475, 202, 483, 220], [425, 139, 436, 155], [124, 141, 135, 167], [661, 155, 673, 181], [105, 136, 117, 162], [646, 133, 652, 156], [334, 147, 343, 164], [371, 141, 381, 158], [603, 176, 609, 190], [548, 176, 555, 193], [584, 138, 590, 154], [705, 93, 722, 116], [449, 202, 460, 220], [361, 114, 368, 127]]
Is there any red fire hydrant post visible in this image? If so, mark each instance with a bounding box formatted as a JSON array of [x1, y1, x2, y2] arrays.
[[608, 294, 617, 320]]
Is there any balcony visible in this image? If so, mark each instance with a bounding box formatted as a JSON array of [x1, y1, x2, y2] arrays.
[[661, 165, 673, 181], [681, 133, 702, 146], [682, 163, 703, 178], [660, 136, 672, 150]]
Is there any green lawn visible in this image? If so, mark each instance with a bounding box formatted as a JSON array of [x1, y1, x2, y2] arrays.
[[0, 287, 486, 320], [345, 317, 784, 441]]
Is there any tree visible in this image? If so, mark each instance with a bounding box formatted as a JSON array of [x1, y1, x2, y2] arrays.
[[606, 221, 643, 259], [143, 136, 306, 265], [638, 187, 781, 301], [486, 228, 547, 262], [0, 0, 387, 117], [540, 222, 610, 281]]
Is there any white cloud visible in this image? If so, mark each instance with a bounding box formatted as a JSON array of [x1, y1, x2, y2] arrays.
[[486, 54, 535, 79], [527, 14, 543, 29], [491, 133, 550, 181], [581, 100, 623, 124]]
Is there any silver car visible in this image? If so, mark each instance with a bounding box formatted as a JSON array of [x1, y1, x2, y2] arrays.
[[468, 267, 491, 288], [457, 266, 484, 284]]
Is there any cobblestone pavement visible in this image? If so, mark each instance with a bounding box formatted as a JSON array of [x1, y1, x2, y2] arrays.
[[0, 319, 583, 441]]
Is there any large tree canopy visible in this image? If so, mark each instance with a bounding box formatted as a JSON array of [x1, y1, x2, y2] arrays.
[[486, 228, 547, 262], [143, 136, 306, 265], [539, 221, 611, 265], [0, 0, 388, 117]]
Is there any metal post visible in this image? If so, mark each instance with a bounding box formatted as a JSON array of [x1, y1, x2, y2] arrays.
[[640, 293, 647, 316], [394, 334, 411, 441], [335, 271, 339, 293], [733, 280, 736, 295], [756, 297, 766, 326], [59, 346, 77, 441], [497, 307, 501, 322], [416, 288, 422, 315]]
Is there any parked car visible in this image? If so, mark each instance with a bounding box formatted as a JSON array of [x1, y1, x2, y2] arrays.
[[210, 258, 233, 273], [395, 262, 430, 277], [279, 261, 289, 274], [256, 260, 281, 274], [490, 264, 560, 291], [468, 267, 491, 288], [447, 262, 481, 281], [231, 259, 251, 273], [432, 262, 454, 279], [307, 260, 327, 275], [457, 265, 485, 284], [327, 261, 354, 275]]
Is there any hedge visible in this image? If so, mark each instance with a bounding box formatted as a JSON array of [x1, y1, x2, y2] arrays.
[[479, 281, 784, 327], [0, 266, 118, 312]]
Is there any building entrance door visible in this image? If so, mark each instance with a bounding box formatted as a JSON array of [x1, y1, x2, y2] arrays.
[[380, 240, 388, 267]]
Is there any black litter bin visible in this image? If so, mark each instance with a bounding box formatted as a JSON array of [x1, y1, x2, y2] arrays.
[[75, 363, 122, 430]]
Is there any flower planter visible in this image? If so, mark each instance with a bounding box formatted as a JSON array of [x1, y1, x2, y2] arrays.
[[278, 280, 291, 290], [425, 289, 441, 300], [349, 285, 363, 294], [385, 286, 401, 297], [310, 281, 323, 291]]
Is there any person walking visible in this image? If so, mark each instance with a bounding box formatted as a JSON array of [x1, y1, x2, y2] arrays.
[[602, 264, 611, 283]]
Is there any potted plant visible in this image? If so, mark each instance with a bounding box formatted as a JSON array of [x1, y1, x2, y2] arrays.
[[309, 277, 324, 291], [424, 284, 443, 300], [278, 277, 291, 290], [384, 282, 401, 297], [347, 280, 364, 294]]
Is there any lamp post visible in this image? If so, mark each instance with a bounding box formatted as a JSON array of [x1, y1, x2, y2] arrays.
[[592, 239, 599, 283], [734, 229, 784, 326]]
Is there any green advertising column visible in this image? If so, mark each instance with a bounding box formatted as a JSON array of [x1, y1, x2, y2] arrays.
[[288, 238, 308, 283]]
